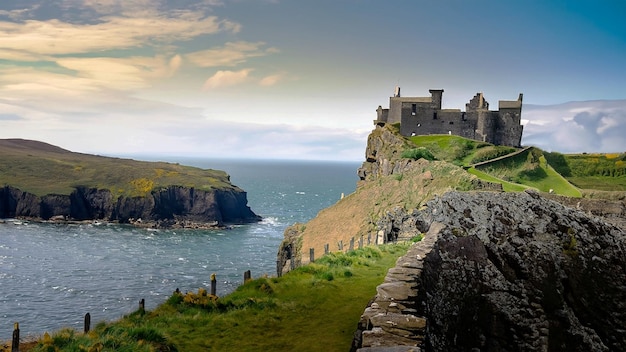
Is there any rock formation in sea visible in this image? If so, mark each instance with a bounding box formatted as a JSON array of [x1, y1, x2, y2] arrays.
[[0, 185, 260, 228]]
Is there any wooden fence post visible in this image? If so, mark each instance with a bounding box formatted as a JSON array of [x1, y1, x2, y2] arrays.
[[349, 237, 355, 251], [338, 240, 343, 251], [276, 260, 282, 277], [244, 270, 251, 283], [324, 243, 329, 255], [12, 322, 19, 352], [210, 273, 217, 296], [368, 233, 371, 245], [84, 313, 91, 333], [139, 299, 145, 314], [359, 235, 364, 249], [310, 248, 315, 263]]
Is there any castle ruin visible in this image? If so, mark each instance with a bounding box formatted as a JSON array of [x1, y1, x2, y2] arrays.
[[375, 87, 524, 147]]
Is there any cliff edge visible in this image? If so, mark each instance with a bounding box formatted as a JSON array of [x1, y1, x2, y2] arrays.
[[276, 124, 625, 350]]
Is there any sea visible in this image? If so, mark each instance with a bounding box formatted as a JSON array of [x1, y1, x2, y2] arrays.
[[0, 158, 362, 340]]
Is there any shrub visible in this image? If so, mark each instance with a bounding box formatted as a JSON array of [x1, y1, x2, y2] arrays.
[[401, 147, 436, 161]]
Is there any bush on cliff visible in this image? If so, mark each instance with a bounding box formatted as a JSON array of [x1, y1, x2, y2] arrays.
[[401, 147, 436, 161]]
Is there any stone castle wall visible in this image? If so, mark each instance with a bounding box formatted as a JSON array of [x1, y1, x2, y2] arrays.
[[375, 88, 524, 147]]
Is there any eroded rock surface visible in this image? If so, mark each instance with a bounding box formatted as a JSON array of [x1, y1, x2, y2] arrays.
[[354, 190, 626, 351]]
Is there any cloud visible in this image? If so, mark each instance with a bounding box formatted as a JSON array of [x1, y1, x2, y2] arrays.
[[0, 12, 240, 57], [54, 55, 182, 90], [259, 73, 283, 86], [203, 69, 252, 89], [185, 41, 278, 68], [522, 100, 626, 153], [0, 113, 22, 121], [120, 121, 369, 161]]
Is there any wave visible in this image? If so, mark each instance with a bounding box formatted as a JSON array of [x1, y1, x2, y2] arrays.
[[259, 217, 281, 226]]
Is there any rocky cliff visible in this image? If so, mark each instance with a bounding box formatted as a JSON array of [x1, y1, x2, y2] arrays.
[[0, 184, 259, 227], [354, 190, 626, 351], [0, 186, 260, 227]]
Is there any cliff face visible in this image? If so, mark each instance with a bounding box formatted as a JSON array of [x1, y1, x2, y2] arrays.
[[354, 191, 626, 351], [0, 185, 260, 227]]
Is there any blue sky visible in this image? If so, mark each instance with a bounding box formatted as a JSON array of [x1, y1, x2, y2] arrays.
[[0, 0, 625, 160]]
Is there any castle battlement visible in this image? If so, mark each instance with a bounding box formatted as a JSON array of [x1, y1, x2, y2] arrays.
[[375, 88, 524, 147]]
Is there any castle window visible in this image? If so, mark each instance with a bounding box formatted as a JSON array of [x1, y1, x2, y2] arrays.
[[433, 112, 437, 120], [411, 104, 416, 116], [462, 112, 466, 121]]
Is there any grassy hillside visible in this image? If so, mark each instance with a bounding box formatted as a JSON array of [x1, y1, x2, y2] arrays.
[[545, 151, 626, 191], [406, 134, 516, 167], [0, 139, 235, 197], [408, 135, 581, 197], [18, 243, 411, 352]]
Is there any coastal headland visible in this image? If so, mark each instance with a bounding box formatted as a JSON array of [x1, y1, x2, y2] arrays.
[[0, 139, 260, 228]]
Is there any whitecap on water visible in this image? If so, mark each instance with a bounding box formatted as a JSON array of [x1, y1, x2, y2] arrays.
[[259, 217, 280, 226]]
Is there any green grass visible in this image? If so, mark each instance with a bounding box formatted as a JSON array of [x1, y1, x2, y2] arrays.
[[545, 151, 626, 191], [0, 140, 235, 197], [407, 135, 484, 166], [472, 148, 581, 197], [28, 244, 411, 352], [467, 167, 529, 192]]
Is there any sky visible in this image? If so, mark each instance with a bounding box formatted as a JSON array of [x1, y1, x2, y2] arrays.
[[0, 0, 625, 161]]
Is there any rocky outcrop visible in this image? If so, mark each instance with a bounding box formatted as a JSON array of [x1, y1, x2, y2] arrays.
[[354, 190, 626, 351], [0, 185, 260, 227], [358, 125, 416, 181]]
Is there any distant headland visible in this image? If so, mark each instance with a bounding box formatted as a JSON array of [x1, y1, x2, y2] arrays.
[[0, 139, 260, 228]]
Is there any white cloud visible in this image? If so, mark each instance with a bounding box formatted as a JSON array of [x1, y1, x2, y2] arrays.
[[522, 100, 626, 153], [203, 69, 252, 89]]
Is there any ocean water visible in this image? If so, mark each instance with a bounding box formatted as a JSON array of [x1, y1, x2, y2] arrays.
[[0, 159, 361, 339]]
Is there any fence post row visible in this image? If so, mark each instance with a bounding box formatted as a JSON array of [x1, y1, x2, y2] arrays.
[[210, 273, 217, 296], [12, 322, 19, 352], [139, 299, 145, 314]]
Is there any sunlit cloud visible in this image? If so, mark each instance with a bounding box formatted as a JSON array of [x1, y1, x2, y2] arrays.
[[202, 69, 252, 89], [185, 41, 278, 68], [0, 14, 240, 56], [259, 73, 283, 86], [55, 55, 183, 90]]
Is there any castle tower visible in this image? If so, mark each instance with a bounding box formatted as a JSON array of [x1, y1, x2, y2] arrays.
[[429, 89, 444, 109]]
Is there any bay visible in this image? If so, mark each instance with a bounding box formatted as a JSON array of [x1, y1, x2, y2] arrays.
[[0, 159, 361, 339]]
